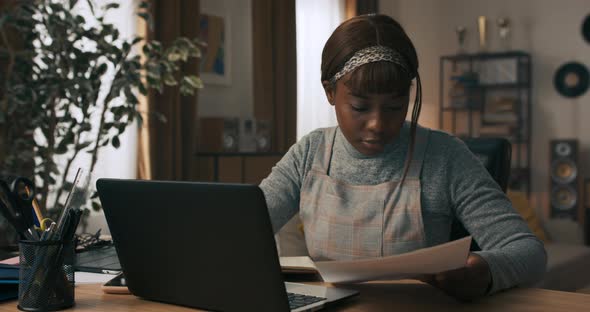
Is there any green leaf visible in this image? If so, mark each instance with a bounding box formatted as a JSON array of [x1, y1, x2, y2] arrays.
[[163, 74, 177, 86], [77, 141, 93, 149], [138, 83, 148, 95], [146, 61, 161, 78], [75, 15, 85, 25], [58, 132, 75, 147], [69, 0, 79, 9], [48, 162, 60, 175], [137, 12, 153, 30], [91, 201, 102, 212], [103, 3, 120, 11], [112, 28, 120, 41], [118, 122, 127, 133], [167, 52, 181, 62], [179, 84, 193, 96], [96, 63, 108, 76], [183, 76, 204, 89], [55, 144, 68, 154], [189, 47, 201, 58], [135, 111, 144, 128], [80, 123, 92, 131], [137, 12, 150, 21], [155, 112, 167, 123], [111, 136, 120, 148], [150, 41, 162, 53], [131, 36, 143, 45]]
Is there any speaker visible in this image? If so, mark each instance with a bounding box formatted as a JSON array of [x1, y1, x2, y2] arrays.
[[197, 117, 239, 152], [256, 119, 272, 152], [549, 139, 582, 220], [238, 118, 257, 152], [222, 118, 240, 152]]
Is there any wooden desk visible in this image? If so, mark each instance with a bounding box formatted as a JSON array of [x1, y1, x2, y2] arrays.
[[2, 281, 590, 311]]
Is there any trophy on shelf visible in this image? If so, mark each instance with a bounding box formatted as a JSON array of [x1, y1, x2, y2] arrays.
[[497, 17, 511, 51], [455, 26, 467, 54], [478, 16, 488, 51]]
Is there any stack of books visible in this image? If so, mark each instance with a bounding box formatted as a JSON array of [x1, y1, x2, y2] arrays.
[[0, 262, 19, 301], [448, 72, 480, 108]]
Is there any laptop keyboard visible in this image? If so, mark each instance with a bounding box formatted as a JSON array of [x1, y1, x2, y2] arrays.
[[287, 292, 326, 310], [75, 245, 121, 272]]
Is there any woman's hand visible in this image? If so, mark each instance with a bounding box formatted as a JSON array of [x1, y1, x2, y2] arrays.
[[419, 253, 492, 302]]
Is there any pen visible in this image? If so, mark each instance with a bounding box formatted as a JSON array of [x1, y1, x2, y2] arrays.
[[35, 209, 81, 309], [25, 185, 44, 228], [40, 222, 56, 241], [56, 168, 83, 233]]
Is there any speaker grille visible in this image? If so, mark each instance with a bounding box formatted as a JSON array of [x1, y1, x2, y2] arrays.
[[551, 185, 578, 211], [554, 142, 573, 157], [551, 159, 578, 184], [549, 139, 580, 220]]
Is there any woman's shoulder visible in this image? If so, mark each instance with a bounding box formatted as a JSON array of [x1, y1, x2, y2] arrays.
[[418, 124, 467, 152], [284, 127, 336, 160], [296, 127, 336, 148]]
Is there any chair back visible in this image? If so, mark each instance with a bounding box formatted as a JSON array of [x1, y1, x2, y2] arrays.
[[462, 137, 512, 192], [450, 137, 512, 250]]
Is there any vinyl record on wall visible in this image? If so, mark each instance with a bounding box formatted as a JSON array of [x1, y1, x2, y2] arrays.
[[554, 62, 589, 98], [583, 14, 590, 43]]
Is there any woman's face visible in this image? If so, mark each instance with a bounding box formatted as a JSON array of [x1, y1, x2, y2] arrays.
[[324, 77, 409, 156]]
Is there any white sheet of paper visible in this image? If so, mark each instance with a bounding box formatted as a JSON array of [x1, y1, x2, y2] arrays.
[[75, 272, 118, 284], [314, 236, 472, 283]]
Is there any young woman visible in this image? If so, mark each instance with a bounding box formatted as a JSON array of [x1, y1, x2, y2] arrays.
[[259, 14, 546, 301]]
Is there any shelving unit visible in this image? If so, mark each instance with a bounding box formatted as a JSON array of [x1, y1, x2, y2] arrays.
[[439, 51, 532, 195]]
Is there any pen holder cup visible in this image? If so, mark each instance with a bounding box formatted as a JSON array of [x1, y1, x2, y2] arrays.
[[17, 240, 75, 311]]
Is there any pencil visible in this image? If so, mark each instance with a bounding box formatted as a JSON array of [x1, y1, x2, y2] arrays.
[[25, 185, 44, 226]]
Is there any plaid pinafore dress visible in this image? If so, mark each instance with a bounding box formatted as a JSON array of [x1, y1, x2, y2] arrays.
[[299, 126, 430, 260]]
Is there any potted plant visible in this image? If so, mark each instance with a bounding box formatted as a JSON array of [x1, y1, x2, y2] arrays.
[[0, 0, 203, 241]]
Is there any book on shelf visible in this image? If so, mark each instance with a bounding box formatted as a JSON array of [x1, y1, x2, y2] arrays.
[[477, 124, 517, 140], [481, 113, 518, 124]]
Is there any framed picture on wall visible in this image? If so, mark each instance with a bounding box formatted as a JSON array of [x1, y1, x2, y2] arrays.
[[199, 4, 231, 86]]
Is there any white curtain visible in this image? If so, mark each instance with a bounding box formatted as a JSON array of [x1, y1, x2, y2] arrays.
[[70, 0, 139, 234], [296, 0, 345, 140]]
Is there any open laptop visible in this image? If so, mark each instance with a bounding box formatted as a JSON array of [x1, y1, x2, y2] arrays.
[[75, 244, 121, 274], [96, 179, 358, 312]]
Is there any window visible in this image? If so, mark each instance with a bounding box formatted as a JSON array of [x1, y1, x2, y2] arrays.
[[296, 0, 345, 139]]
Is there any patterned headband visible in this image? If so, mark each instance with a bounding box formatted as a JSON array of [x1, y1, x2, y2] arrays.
[[329, 45, 411, 84]]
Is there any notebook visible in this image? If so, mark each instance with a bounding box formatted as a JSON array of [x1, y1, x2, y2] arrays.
[[0, 263, 19, 301], [280, 257, 318, 274], [96, 179, 358, 312]]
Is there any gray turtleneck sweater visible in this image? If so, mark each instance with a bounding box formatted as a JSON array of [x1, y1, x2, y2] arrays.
[[259, 122, 546, 294]]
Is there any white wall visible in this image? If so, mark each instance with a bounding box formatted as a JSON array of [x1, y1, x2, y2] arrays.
[[381, 0, 590, 243], [198, 0, 253, 119]]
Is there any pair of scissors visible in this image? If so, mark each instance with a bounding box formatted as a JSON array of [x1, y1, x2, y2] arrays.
[[10, 177, 57, 236], [38, 217, 56, 232], [0, 177, 38, 239]]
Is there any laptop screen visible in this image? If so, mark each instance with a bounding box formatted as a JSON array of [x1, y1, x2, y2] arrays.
[[97, 179, 292, 311]]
